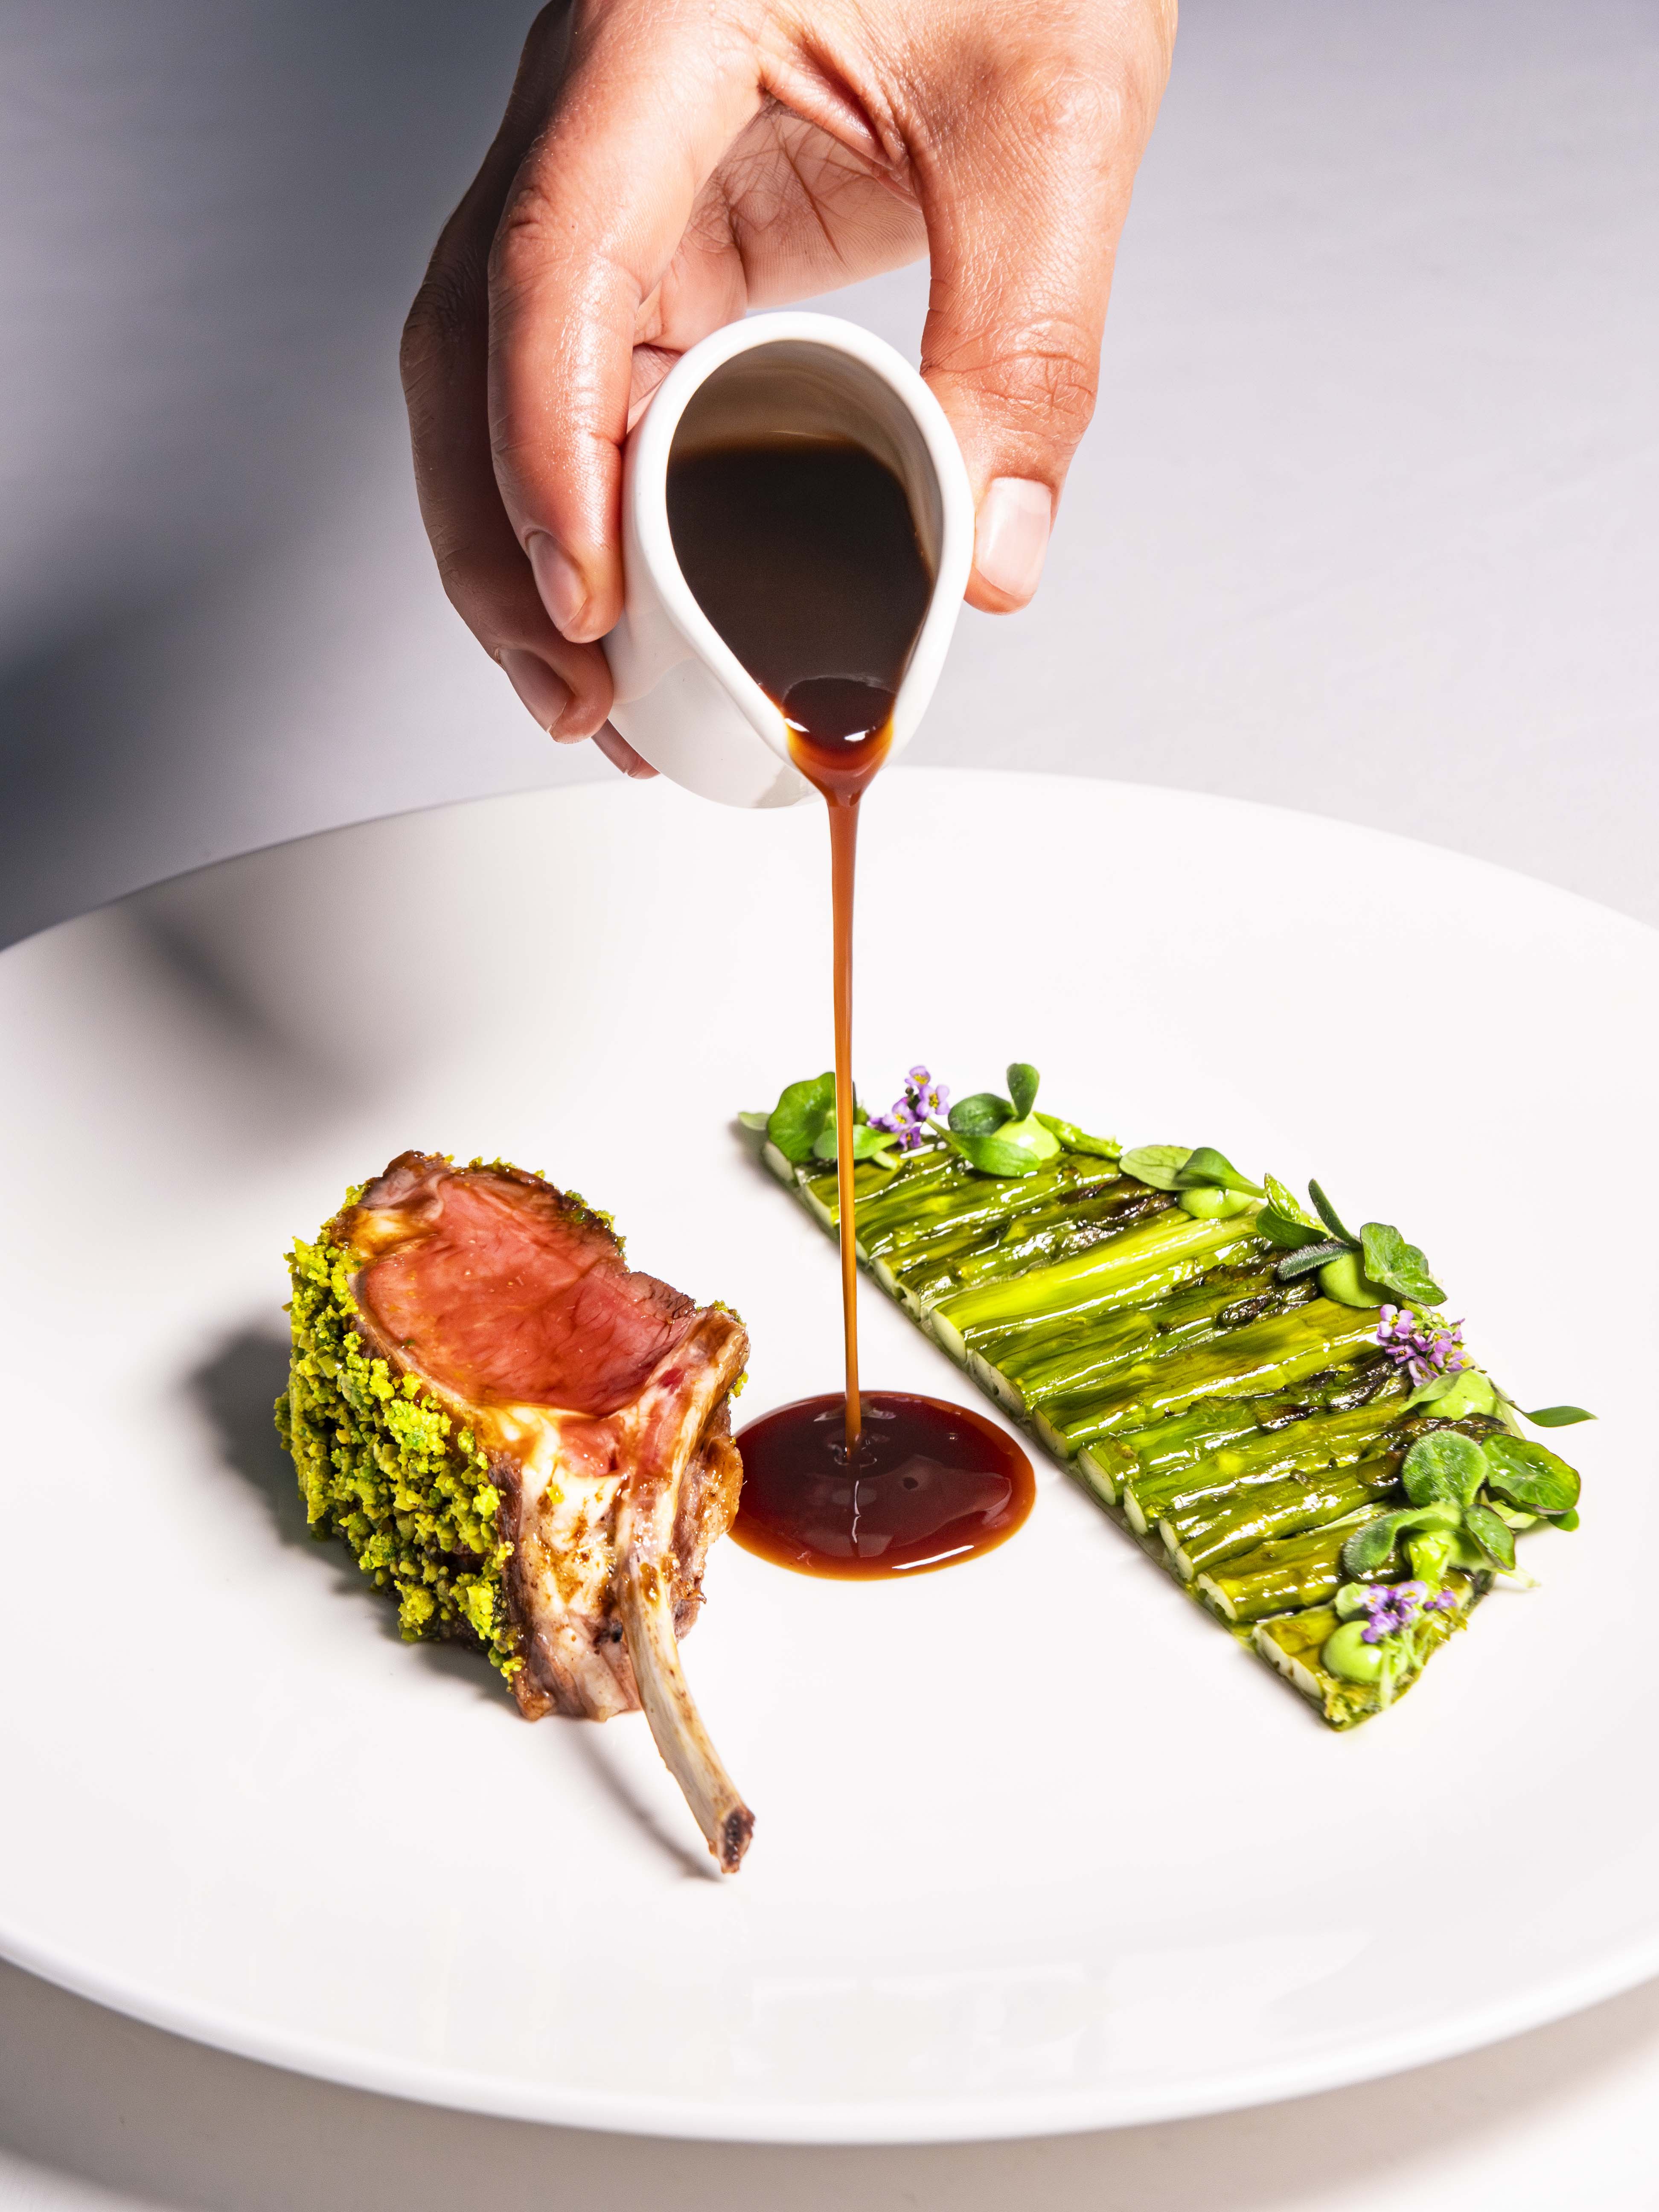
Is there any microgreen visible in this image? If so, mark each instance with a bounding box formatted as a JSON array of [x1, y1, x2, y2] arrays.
[[939, 1062, 1062, 1176], [1121, 1143, 1262, 1197], [759, 1071, 899, 1167], [1343, 1424, 1581, 1585], [1258, 1174, 1322, 1248], [1262, 1178, 1445, 1304], [765, 1072, 836, 1164], [1480, 1435, 1581, 1517], [1119, 1144, 1194, 1192], [949, 1092, 1012, 1136], [1519, 1405, 1596, 1428]]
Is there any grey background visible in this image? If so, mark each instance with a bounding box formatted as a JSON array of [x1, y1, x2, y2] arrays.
[[3, 0, 1655, 952], [3, 1, 1658, 2205]]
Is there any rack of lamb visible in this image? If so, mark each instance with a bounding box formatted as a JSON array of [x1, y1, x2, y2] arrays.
[[277, 1151, 754, 1870]]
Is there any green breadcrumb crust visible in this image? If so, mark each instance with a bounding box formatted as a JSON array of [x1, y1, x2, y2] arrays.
[[274, 1222, 521, 1681]]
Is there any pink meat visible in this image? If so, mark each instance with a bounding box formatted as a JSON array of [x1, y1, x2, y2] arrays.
[[352, 1155, 696, 1417]]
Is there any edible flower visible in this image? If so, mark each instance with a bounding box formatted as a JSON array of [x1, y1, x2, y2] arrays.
[[1361, 1580, 1425, 1642], [1377, 1304, 1469, 1387], [871, 1065, 949, 1151]]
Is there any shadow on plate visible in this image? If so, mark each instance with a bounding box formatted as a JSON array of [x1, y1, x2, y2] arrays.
[[182, 1325, 713, 1874]]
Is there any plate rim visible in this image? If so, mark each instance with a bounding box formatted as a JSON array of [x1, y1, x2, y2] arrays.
[[3, 767, 1654, 2142]]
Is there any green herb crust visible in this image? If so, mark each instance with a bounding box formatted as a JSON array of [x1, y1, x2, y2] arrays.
[[753, 1097, 1585, 1731], [275, 1214, 520, 1679]]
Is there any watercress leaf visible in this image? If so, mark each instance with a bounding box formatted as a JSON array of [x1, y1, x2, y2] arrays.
[[1274, 1237, 1353, 1281], [949, 1091, 1011, 1136], [1522, 1405, 1597, 1428], [767, 1073, 835, 1164], [1121, 1143, 1194, 1192], [1006, 1063, 1041, 1121], [1307, 1179, 1359, 1247], [738, 1110, 771, 1132], [1360, 1221, 1446, 1306], [1035, 1112, 1122, 1159], [1481, 1435, 1581, 1516], [1401, 1430, 1487, 1508], [1556, 1508, 1581, 1532], [1176, 1145, 1264, 1197], [1461, 1499, 1518, 1572]]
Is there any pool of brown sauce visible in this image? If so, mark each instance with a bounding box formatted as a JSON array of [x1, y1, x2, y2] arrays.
[[667, 431, 1035, 1573]]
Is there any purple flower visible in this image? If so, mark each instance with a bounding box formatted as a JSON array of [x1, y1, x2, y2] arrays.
[[1424, 1588, 1458, 1614], [1376, 1304, 1470, 1387], [872, 1065, 949, 1150], [1360, 1580, 1426, 1642]]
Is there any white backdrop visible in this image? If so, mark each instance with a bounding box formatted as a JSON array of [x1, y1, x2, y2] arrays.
[[2, 1, 1658, 2205]]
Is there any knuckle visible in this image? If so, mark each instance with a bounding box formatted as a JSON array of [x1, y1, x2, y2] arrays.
[[949, 323, 1100, 448], [400, 244, 486, 391]]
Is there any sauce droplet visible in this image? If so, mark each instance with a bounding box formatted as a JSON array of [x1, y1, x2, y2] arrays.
[[733, 1392, 1035, 1580]]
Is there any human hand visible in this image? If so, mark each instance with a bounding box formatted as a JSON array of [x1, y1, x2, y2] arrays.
[[401, 0, 1176, 771]]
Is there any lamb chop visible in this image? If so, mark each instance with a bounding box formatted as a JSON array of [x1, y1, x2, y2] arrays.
[[278, 1151, 754, 1870]]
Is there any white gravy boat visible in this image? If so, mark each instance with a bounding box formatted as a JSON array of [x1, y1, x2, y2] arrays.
[[604, 311, 974, 809]]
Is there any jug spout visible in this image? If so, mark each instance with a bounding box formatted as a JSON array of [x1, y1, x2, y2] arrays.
[[605, 312, 974, 809]]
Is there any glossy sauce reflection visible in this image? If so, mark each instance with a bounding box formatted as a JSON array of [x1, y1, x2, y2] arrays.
[[732, 1392, 1035, 1578]]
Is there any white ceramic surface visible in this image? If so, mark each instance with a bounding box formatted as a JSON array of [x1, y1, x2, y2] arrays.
[[0, 770, 1647, 2144], [604, 313, 974, 808]]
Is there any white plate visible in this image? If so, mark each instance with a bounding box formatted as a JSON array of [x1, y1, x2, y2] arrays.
[[0, 770, 1649, 2142]]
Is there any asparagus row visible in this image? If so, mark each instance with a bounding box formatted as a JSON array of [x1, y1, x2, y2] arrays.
[[751, 1069, 1587, 1731]]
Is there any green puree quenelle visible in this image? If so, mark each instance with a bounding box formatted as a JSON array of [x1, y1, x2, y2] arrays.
[[745, 1062, 1592, 1727]]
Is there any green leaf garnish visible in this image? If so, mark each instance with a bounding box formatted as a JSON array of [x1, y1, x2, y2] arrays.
[[1359, 1221, 1444, 1306], [949, 1092, 1011, 1136], [1175, 1146, 1263, 1197], [766, 1072, 836, 1164], [1120, 1144, 1193, 1192], [1307, 1179, 1359, 1247], [1521, 1405, 1596, 1428], [1272, 1237, 1352, 1281], [1006, 1063, 1041, 1121], [1481, 1436, 1581, 1517], [946, 1119, 1062, 1176], [1343, 1503, 1458, 1575], [738, 1109, 771, 1132], [811, 1120, 898, 1164], [1461, 1500, 1517, 1572], [1258, 1173, 1324, 1249], [1401, 1431, 1487, 1508], [1407, 1368, 1496, 1419]]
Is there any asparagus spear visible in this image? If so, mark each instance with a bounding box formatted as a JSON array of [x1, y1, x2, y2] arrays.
[[751, 1072, 1583, 1733], [1121, 1384, 1409, 1532], [1162, 1452, 1403, 1580], [1195, 1516, 1371, 1623]]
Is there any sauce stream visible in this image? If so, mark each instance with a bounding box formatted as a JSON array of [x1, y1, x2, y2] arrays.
[[667, 428, 1035, 1571]]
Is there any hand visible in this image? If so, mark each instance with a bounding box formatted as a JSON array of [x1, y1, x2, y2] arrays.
[[402, 0, 1176, 771]]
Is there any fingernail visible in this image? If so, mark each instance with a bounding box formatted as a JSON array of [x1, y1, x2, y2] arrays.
[[526, 532, 590, 639], [593, 720, 658, 779], [498, 647, 573, 734], [974, 478, 1053, 606]]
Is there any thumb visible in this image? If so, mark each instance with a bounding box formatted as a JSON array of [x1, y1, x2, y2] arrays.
[[916, 14, 1172, 611]]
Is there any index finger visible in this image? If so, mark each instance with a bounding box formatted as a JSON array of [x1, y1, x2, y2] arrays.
[[487, 0, 765, 643]]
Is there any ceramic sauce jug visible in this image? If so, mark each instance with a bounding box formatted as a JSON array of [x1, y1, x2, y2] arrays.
[[604, 311, 974, 808]]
